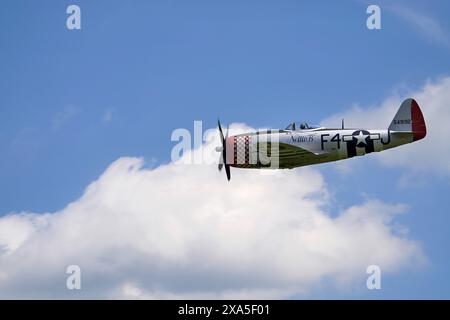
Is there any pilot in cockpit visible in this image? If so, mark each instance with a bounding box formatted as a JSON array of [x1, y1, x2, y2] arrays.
[[285, 122, 316, 131]]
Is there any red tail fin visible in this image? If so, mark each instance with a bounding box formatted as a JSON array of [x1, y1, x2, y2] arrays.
[[411, 99, 427, 141]]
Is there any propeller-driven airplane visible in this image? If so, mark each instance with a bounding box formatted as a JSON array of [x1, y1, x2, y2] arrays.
[[217, 98, 426, 180]]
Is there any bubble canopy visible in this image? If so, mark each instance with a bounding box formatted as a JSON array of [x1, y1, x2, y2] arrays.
[[284, 122, 320, 130]]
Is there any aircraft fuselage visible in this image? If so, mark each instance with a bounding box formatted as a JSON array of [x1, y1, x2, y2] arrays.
[[226, 128, 413, 169]]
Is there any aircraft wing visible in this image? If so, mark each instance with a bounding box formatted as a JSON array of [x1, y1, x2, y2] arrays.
[[257, 142, 327, 169], [278, 142, 326, 157]]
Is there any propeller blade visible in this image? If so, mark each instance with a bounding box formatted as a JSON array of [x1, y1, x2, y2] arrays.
[[217, 119, 231, 181], [218, 120, 225, 143], [225, 164, 231, 181]]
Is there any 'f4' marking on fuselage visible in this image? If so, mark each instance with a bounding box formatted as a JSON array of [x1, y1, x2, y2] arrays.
[[320, 133, 343, 150]]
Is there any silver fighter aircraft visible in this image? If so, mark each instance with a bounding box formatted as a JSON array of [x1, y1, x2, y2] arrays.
[[217, 98, 426, 180]]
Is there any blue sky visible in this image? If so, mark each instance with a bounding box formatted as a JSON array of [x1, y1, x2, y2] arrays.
[[1, 0, 450, 299]]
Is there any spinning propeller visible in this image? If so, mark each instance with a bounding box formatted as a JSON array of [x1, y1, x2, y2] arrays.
[[217, 120, 231, 181]]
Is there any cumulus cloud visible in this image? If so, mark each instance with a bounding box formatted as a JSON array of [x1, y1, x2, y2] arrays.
[[0, 125, 424, 299], [322, 76, 450, 175]]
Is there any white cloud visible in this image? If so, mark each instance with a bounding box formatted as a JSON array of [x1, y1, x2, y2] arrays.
[[52, 106, 80, 130], [388, 4, 450, 49], [0, 125, 424, 299], [322, 76, 450, 175]]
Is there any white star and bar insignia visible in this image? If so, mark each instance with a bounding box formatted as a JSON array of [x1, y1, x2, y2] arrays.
[[342, 131, 381, 145]]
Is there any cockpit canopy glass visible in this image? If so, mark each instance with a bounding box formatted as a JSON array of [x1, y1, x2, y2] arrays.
[[285, 122, 320, 130]]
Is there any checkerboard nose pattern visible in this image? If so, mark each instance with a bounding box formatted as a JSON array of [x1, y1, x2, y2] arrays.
[[226, 135, 252, 167]]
